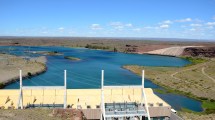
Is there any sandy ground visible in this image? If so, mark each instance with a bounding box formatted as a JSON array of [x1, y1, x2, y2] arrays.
[[0, 54, 46, 85], [0, 109, 84, 120], [179, 112, 215, 120], [145, 46, 203, 56], [0, 109, 59, 120]]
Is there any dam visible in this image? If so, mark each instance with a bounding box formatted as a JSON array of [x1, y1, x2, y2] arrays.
[[0, 70, 176, 120]]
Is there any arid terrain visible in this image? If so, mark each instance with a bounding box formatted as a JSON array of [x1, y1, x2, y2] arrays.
[[0, 53, 46, 88], [0, 37, 215, 120], [1, 37, 215, 55], [0, 109, 84, 120], [178, 112, 215, 120], [123, 58, 215, 100], [123, 57, 215, 119]]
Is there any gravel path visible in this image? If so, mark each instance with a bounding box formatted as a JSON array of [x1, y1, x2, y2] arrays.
[[202, 67, 215, 83]]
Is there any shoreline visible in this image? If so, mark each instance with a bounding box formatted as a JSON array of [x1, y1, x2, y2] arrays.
[[0, 64, 47, 89], [122, 59, 215, 115], [0, 54, 47, 89]]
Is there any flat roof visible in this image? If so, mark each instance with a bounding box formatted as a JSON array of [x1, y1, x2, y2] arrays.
[[0, 88, 170, 109]]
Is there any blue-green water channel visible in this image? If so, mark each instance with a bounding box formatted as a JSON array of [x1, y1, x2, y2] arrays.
[[0, 46, 203, 112]]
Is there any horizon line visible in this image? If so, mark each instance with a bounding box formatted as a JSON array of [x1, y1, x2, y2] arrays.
[[0, 35, 215, 42]]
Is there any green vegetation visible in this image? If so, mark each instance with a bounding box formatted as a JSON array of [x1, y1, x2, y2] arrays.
[[202, 101, 215, 114], [0, 83, 4, 89], [153, 89, 169, 94], [155, 84, 215, 114], [47, 51, 62, 56], [37, 51, 63, 56], [64, 56, 81, 61], [181, 56, 207, 66], [85, 44, 110, 50], [113, 47, 118, 52], [181, 108, 200, 114], [27, 72, 32, 77]]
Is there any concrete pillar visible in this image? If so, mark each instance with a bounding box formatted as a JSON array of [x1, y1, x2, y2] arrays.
[[64, 70, 67, 109], [19, 70, 23, 109], [142, 70, 145, 89], [142, 70, 151, 120], [141, 70, 144, 105], [101, 70, 104, 90], [101, 70, 105, 120]]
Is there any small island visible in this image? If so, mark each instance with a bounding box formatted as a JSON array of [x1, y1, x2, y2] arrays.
[[35, 51, 63, 56], [64, 56, 81, 61]]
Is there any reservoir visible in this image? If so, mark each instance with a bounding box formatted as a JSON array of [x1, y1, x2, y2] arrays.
[[0, 46, 203, 112]]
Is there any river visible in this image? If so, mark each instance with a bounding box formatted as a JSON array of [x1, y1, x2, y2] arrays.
[[0, 46, 203, 112]]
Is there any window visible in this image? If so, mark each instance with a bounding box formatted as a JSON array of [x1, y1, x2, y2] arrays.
[[96, 105, 100, 108], [87, 105, 91, 109], [148, 103, 153, 107]]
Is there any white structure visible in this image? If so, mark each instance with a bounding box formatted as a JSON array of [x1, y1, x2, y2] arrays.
[[17, 70, 67, 109], [100, 70, 151, 120]]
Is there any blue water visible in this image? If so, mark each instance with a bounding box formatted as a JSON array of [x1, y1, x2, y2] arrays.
[[0, 46, 203, 112]]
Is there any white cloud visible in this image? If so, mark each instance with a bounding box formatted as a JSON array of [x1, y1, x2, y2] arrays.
[[109, 22, 123, 26], [58, 27, 64, 30], [190, 28, 196, 31], [132, 28, 141, 31], [206, 22, 215, 26], [193, 19, 203, 23], [162, 20, 173, 24], [90, 24, 103, 30], [190, 24, 202, 27], [114, 26, 124, 30], [175, 18, 192, 22], [109, 22, 133, 30], [125, 23, 133, 27], [144, 26, 153, 29], [109, 22, 124, 30], [144, 26, 159, 29], [160, 24, 169, 28]]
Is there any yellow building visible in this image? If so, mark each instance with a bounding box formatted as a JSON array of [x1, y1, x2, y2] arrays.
[[0, 70, 172, 120]]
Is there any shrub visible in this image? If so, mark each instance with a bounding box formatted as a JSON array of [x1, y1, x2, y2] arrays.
[[85, 44, 109, 50], [205, 109, 215, 114], [0, 83, 4, 89], [28, 72, 32, 77], [198, 97, 208, 101], [113, 47, 118, 52], [67, 105, 71, 108]]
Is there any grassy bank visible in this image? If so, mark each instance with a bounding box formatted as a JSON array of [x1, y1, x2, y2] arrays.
[[122, 57, 215, 114], [153, 88, 215, 114], [181, 56, 208, 66]]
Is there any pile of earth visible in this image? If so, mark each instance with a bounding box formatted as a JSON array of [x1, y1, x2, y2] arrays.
[[182, 47, 215, 57]]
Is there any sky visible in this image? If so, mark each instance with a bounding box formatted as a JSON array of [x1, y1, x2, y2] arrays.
[[0, 0, 215, 40]]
